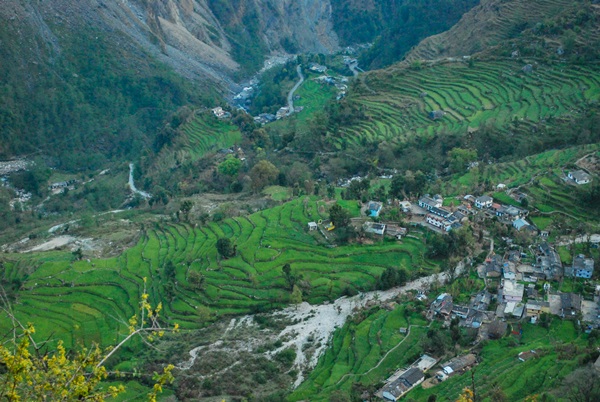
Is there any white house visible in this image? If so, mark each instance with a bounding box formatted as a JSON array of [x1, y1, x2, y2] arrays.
[[501, 280, 525, 303], [568, 170, 592, 185], [308, 222, 318, 231], [475, 195, 493, 209]]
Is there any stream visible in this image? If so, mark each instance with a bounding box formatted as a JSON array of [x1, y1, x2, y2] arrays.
[[128, 163, 151, 199]]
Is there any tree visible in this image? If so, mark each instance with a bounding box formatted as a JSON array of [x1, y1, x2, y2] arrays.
[[448, 148, 478, 174], [164, 260, 176, 281], [0, 279, 176, 401], [558, 365, 600, 402], [329, 204, 351, 228], [188, 270, 206, 290], [282, 263, 296, 290], [216, 238, 234, 258], [290, 285, 303, 310], [217, 156, 242, 177], [179, 200, 193, 222], [249, 160, 279, 192]]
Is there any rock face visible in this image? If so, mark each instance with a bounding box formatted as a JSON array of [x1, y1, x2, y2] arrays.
[[1, 0, 340, 86]]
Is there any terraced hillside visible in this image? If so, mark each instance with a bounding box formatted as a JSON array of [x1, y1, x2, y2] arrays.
[[451, 144, 600, 225], [290, 304, 429, 401], [405, 0, 579, 61], [180, 112, 242, 159], [0, 197, 439, 349], [332, 58, 600, 150]]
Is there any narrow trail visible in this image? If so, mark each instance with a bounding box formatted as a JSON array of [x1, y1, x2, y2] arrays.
[[287, 65, 305, 115]]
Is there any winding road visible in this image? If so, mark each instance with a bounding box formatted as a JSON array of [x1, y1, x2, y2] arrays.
[[287, 65, 305, 115]]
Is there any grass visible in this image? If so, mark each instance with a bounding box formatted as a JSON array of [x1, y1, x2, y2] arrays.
[[0, 197, 440, 351]]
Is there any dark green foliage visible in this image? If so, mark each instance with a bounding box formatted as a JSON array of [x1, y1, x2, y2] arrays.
[[329, 0, 478, 68], [164, 261, 176, 281], [329, 204, 351, 228], [377, 266, 408, 290], [216, 237, 235, 258], [0, 24, 211, 168]]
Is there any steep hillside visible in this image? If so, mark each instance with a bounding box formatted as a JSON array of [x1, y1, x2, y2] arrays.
[[404, 0, 580, 61]]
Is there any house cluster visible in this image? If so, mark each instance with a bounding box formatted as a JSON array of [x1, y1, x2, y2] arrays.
[[429, 291, 495, 330], [381, 355, 437, 401], [253, 113, 277, 125], [308, 63, 327, 73], [477, 242, 598, 325], [313, 74, 348, 100], [435, 354, 478, 382], [418, 195, 465, 232], [48, 179, 78, 193]]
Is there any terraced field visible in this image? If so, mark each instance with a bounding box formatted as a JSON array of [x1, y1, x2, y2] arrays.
[[409, 320, 586, 401], [289, 304, 429, 401], [451, 144, 600, 224], [334, 59, 600, 149], [180, 112, 242, 159], [406, 0, 578, 62], [0, 197, 439, 349]]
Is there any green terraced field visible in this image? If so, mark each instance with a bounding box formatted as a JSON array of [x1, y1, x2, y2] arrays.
[[180, 112, 242, 159], [290, 306, 587, 402], [0, 197, 439, 349], [289, 305, 429, 402], [449, 144, 600, 224], [335, 59, 600, 150], [409, 320, 587, 401]]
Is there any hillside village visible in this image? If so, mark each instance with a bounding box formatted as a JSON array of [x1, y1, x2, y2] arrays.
[[299, 168, 600, 401]]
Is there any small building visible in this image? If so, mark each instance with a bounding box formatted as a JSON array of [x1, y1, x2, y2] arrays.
[[485, 255, 503, 278], [309, 63, 328, 73], [418, 195, 443, 211], [522, 64, 533, 74], [475, 195, 493, 209], [469, 291, 492, 311], [426, 214, 453, 232], [308, 222, 318, 231], [399, 201, 412, 212], [525, 300, 550, 318], [386, 224, 408, 239], [431, 293, 453, 317], [452, 305, 470, 319], [382, 367, 425, 401], [429, 110, 445, 120], [501, 280, 525, 303], [565, 254, 594, 279], [513, 219, 530, 231], [367, 201, 383, 217], [559, 293, 582, 318], [364, 221, 386, 236], [518, 350, 537, 362], [568, 170, 592, 185], [436, 354, 477, 382]]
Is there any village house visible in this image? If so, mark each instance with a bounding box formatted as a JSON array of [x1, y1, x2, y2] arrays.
[[367, 201, 383, 217], [559, 293, 582, 318], [426, 214, 453, 232], [537, 243, 563, 279], [382, 367, 425, 401], [565, 254, 595, 278], [469, 290, 492, 311], [436, 354, 477, 382], [430, 293, 453, 318], [364, 221, 386, 236], [452, 305, 470, 319], [418, 195, 443, 211], [500, 280, 525, 303], [211, 107, 230, 119], [518, 350, 538, 362], [386, 224, 408, 239], [493, 203, 528, 221], [485, 255, 503, 278], [48, 179, 77, 191], [525, 300, 550, 318], [568, 170, 592, 185], [307, 222, 318, 231], [475, 195, 493, 209], [429, 110, 445, 120], [309, 63, 327, 73], [399, 201, 412, 212]]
